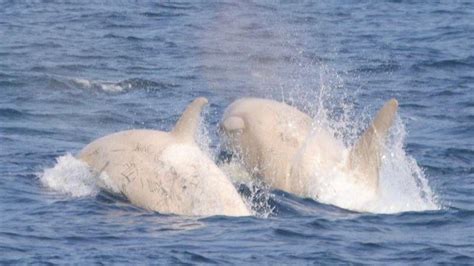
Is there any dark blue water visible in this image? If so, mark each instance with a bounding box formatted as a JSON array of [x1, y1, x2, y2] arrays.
[[1, 1, 473, 264]]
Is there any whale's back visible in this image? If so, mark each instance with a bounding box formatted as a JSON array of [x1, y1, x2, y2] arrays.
[[78, 130, 250, 216]]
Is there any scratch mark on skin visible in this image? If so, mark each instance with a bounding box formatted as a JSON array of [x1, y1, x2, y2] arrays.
[[121, 162, 138, 184], [147, 179, 160, 193], [147, 178, 169, 198], [147, 179, 158, 192], [111, 149, 126, 153], [134, 143, 151, 154], [121, 173, 130, 183]]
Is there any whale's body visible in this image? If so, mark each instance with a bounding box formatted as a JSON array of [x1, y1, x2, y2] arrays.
[[79, 98, 251, 217], [220, 98, 398, 211]]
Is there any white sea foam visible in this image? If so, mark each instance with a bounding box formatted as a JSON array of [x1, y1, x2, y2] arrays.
[[38, 153, 120, 198], [39, 153, 99, 197], [71, 78, 127, 92]]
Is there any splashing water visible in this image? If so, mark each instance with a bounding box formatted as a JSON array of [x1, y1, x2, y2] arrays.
[[240, 180, 275, 218], [219, 160, 275, 218], [290, 64, 440, 213], [38, 153, 120, 198], [374, 117, 440, 213], [198, 105, 276, 217], [38, 153, 99, 197], [195, 106, 215, 160]]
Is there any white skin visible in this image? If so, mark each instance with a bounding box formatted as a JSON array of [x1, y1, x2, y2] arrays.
[[78, 97, 251, 217], [220, 98, 398, 209]]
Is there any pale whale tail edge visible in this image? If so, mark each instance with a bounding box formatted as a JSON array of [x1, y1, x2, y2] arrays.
[[172, 97, 208, 143], [347, 98, 399, 190]]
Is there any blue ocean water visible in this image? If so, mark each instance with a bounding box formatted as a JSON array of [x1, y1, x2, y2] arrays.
[[1, 0, 473, 264]]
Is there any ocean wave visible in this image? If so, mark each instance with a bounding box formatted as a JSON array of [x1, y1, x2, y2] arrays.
[[412, 56, 474, 71], [0, 107, 25, 118], [42, 76, 173, 93]]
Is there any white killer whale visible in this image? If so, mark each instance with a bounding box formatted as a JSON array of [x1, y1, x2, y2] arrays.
[[78, 97, 251, 217], [220, 97, 398, 211]]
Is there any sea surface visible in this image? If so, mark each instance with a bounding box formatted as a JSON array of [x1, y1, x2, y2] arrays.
[[1, 0, 473, 264]]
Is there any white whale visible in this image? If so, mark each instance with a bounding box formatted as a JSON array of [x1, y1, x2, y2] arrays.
[[78, 97, 251, 217], [220, 98, 398, 211]]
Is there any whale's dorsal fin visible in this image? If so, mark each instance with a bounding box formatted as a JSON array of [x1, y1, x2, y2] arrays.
[[348, 99, 398, 190], [172, 97, 208, 143]]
